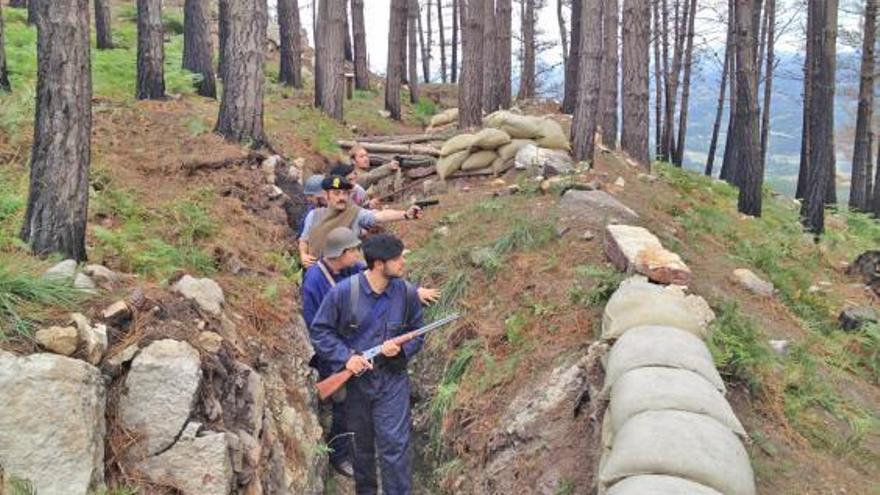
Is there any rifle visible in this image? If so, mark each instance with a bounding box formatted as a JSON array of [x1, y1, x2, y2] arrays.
[[315, 313, 461, 401], [413, 198, 440, 209]]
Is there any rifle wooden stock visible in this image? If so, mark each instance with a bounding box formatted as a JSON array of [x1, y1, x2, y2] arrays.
[[316, 368, 355, 401]]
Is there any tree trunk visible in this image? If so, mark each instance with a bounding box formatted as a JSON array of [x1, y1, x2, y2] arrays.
[[651, 0, 662, 157], [21, 0, 92, 261], [733, 0, 762, 216], [482, 0, 497, 111], [620, 0, 650, 167], [673, 0, 696, 165], [518, 0, 536, 99], [94, 0, 114, 49], [851, 0, 875, 211], [183, 0, 216, 98], [705, 27, 731, 176], [872, 130, 880, 215], [720, 0, 739, 184], [495, 0, 512, 109], [558, 0, 568, 70], [279, 0, 304, 88], [351, 0, 369, 89], [8, 0, 26, 9], [659, 0, 670, 158], [451, 0, 459, 83], [459, 0, 483, 128], [409, 0, 420, 103], [437, 0, 447, 83], [343, 0, 353, 62], [136, 0, 165, 100], [758, 0, 775, 175], [796, 1, 812, 200], [319, 0, 345, 119], [27, 0, 36, 25], [418, 1, 430, 83], [866, 131, 874, 204], [571, 0, 604, 162], [314, 0, 325, 106], [386, 0, 408, 119], [661, 0, 688, 161], [215, 0, 267, 144], [600, 0, 620, 148], [0, 3, 10, 93], [219, 0, 229, 79], [801, 0, 838, 234], [426, 0, 433, 82], [563, 0, 582, 113]]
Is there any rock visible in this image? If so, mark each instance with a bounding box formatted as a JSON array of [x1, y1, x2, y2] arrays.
[[120, 339, 203, 457], [136, 427, 233, 495], [540, 176, 569, 194], [604, 225, 691, 286], [101, 300, 131, 325], [102, 344, 140, 377], [0, 351, 106, 495], [173, 275, 225, 316], [614, 176, 626, 188], [768, 340, 789, 356], [261, 155, 280, 184], [839, 306, 878, 331], [490, 178, 507, 187], [83, 264, 119, 284], [378, 109, 391, 118], [74, 273, 97, 293], [34, 326, 79, 356], [514, 144, 574, 175], [435, 226, 451, 237], [637, 173, 658, 183], [732, 269, 775, 297], [507, 184, 521, 195], [556, 226, 570, 238], [198, 331, 224, 353], [44, 259, 77, 280], [469, 247, 496, 269], [559, 190, 639, 225], [580, 230, 596, 241], [70, 313, 108, 365]]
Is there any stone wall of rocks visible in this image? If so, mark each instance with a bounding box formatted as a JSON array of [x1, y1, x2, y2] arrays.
[[595, 277, 756, 495]]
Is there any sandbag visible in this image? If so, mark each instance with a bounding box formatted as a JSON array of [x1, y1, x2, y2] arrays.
[[437, 150, 469, 180], [430, 108, 459, 128], [606, 475, 723, 495], [535, 118, 570, 150], [440, 133, 477, 157], [604, 325, 725, 393], [608, 367, 746, 438], [497, 139, 536, 162], [491, 157, 514, 175], [484, 111, 543, 139], [599, 410, 755, 495], [602, 279, 714, 340], [461, 150, 498, 171], [472, 128, 512, 150]]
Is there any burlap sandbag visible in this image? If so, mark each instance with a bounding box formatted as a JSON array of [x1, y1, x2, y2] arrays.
[[602, 278, 714, 340], [604, 325, 725, 393], [605, 475, 723, 495], [484, 111, 543, 139], [599, 410, 755, 495], [472, 128, 511, 150], [430, 107, 459, 128], [437, 150, 469, 180], [461, 150, 498, 171], [491, 157, 514, 175], [608, 367, 746, 438], [497, 139, 536, 161], [440, 133, 477, 157], [535, 118, 571, 150]]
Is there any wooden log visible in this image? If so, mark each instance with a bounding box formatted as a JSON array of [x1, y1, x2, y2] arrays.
[[447, 168, 494, 178], [357, 132, 452, 144], [407, 166, 437, 179], [336, 140, 441, 156]]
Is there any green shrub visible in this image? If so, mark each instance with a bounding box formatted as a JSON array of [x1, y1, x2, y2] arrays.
[[707, 302, 776, 395]]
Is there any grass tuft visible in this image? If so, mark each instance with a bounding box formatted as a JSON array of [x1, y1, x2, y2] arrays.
[[0, 256, 86, 338]]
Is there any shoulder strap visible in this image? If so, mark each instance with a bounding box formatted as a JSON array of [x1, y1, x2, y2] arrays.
[[317, 260, 336, 287], [402, 281, 417, 328], [347, 273, 361, 331]]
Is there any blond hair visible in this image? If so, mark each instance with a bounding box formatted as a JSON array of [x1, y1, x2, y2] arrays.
[[349, 144, 367, 161]]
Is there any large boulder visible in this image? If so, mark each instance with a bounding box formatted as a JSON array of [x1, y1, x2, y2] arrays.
[[732, 268, 775, 297], [0, 351, 106, 495], [43, 259, 77, 280], [604, 225, 691, 286], [120, 339, 203, 457], [135, 423, 233, 495], [839, 306, 878, 331], [559, 190, 639, 225], [34, 326, 79, 356], [514, 144, 574, 175], [173, 275, 225, 316]]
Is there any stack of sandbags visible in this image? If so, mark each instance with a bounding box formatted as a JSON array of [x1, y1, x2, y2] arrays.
[[427, 108, 459, 133], [596, 277, 756, 495], [437, 128, 538, 180], [483, 110, 570, 151]]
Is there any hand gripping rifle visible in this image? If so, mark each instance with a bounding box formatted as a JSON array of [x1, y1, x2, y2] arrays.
[[315, 313, 461, 401]]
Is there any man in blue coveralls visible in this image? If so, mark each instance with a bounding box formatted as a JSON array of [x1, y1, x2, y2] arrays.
[[310, 233, 423, 495]]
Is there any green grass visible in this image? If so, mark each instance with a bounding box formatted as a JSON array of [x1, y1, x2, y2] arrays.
[[0, 256, 86, 338], [707, 302, 777, 395], [568, 264, 627, 308], [429, 340, 478, 457]]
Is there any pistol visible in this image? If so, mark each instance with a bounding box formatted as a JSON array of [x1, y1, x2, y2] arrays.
[[413, 198, 440, 209]]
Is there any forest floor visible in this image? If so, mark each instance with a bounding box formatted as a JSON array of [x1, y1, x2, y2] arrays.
[[1, 3, 879, 494]]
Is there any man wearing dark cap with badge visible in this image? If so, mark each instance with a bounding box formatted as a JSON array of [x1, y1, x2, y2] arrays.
[[298, 175, 421, 268]]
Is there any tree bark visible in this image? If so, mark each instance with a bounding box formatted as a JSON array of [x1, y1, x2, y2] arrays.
[[866, 131, 874, 205], [183, 0, 217, 98], [482, 0, 498, 111], [659, 0, 670, 158], [343, 0, 353, 62], [600, 0, 619, 148], [459, 0, 483, 128], [351, 0, 369, 89], [451, 0, 459, 83], [0, 3, 10, 93], [705, 32, 731, 176], [437, 0, 447, 82], [758, 0, 775, 175], [563, 0, 582, 113], [219, 0, 229, 80], [661, 0, 688, 161], [495, 0, 512, 108], [518, 0, 536, 99], [136, 0, 165, 100], [733, 0, 763, 217], [409, 0, 420, 103], [426, 0, 434, 82], [651, 0, 662, 156], [558, 0, 568, 70], [673, 0, 696, 165], [851, 0, 875, 211], [571, 0, 604, 162], [21, 0, 92, 261], [8, 0, 26, 9], [720, 0, 739, 184], [386, 0, 408, 119], [319, 0, 345, 119], [215, 0, 267, 144], [801, 0, 838, 234], [27, 0, 36, 25], [418, 1, 429, 83], [314, 0, 325, 107], [620, 0, 650, 167], [94, 0, 114, 49], [795, 2, 812, 200], [872, 130, 880, 215], [279, 0, 304, 88]]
